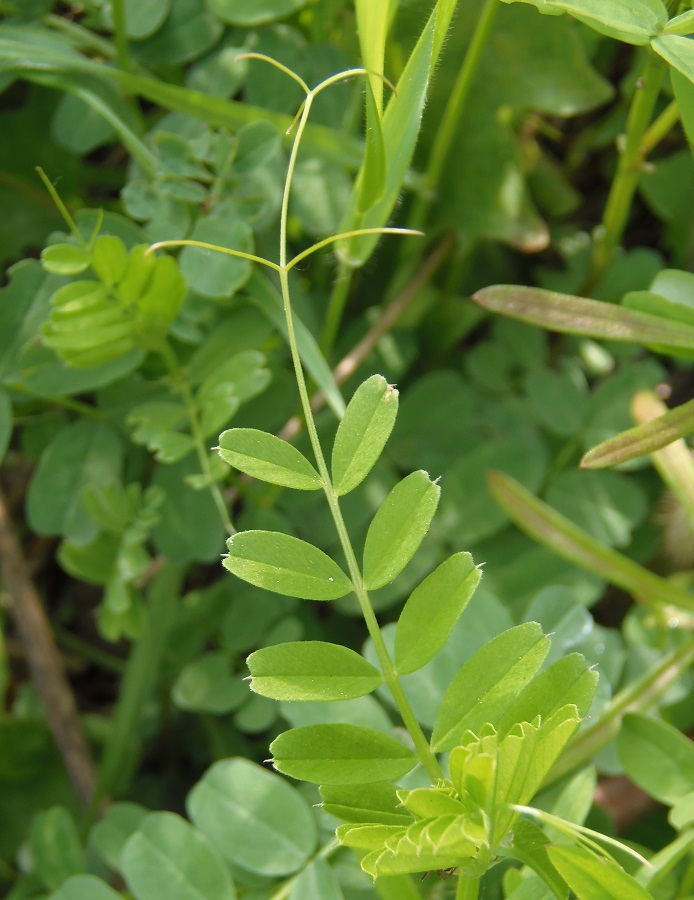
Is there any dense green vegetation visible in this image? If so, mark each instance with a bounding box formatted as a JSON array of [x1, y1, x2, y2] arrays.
[[3, 0, 694, 897]]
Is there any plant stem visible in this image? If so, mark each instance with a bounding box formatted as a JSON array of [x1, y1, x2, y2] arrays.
[[84, 564, 184, 828], [640, 99, 679, 158], [110, 0, 132, 72], [160, 341, 235, 535], [586, 48, 666, 290], [277, 89, 443, 784], [456, 873, 481, 900], [320, 263, 353, 356], [408, 0, 500, 232]]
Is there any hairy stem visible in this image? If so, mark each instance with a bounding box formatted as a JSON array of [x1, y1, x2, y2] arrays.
[[587, 48, 666, 290], [277, 86, 443, 783]]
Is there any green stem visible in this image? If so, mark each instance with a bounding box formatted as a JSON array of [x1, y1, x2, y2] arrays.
[[456, 873, 481, 900], [277, 88, 443, 784], [110, 0, 132, 72], [83, 564, 184, 828], [35, 167, 86, 247], [640, 98, 679, 157], [160, 342, 235, 535], [587, 49, 666, 290], [545, 635, 694, 786], [320, 264, 353, 356], [408, 0, 500, 232]]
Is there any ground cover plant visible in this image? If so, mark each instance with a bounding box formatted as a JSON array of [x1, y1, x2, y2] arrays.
[[4, 0, 694, 897]]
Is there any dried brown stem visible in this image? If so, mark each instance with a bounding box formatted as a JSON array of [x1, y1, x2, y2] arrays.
[[0, 485, 96, 806]]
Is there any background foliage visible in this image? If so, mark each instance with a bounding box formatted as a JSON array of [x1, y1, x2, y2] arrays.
[[3, 0, 694, 897]]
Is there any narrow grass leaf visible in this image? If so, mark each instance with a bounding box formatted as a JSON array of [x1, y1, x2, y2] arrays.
[[187, 758, 316, 877], [270, 724, 417, 784], [331, 374, 398, 495], [487, 470, 694, 611], [395, 552, 481, 675], [355, 0, 395, 114], [581, 396, 694, 468], [472, 285, 694, 351], [431, 623, 550, 753], [224, 531, 352, 600], [218, 428, 322, 490], [363, 471, 440, 590], [618, 713, 694, 806], [547, 844, 652, 899], [122, 812, 236, 900], [247, 641, 382, 701]]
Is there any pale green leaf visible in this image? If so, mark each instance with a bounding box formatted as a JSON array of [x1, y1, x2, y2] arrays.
[[363, 471, 440, 590], [40, 243, 90, 275], [618, 712, 694, 806], [218, 428, 322, 490], [320, 782, 412, 826], [122, 812, 236, 900], [270, 724, 417, 784], [331, 375, 398, 496], [357, 77, 387, 214], [394, 553, 481, 675], [431, 623, 550, 752], [653, 34, 694, 85], [49, 875, 122, 900], [663, 10, 694, 35], [547, 844, 651, 899], [355, 0, 395, 114], [89, 802, 149, 871], [224, 531, 353, 600], [545, 0, 667, 44], [187, 758, 316, 876], [247, 641, 382, 701], [288, 858, 344, 900]]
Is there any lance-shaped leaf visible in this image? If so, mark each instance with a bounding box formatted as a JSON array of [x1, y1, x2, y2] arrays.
[[487, 470, 694, 612], [547, 844, 652, 900], [394, 552, 481, 675], [431, 623, 550, 753], [581, 395, 694, 468], [224, 531, 352, 600], [664, 10, 694, 35], [247, 641, 383, 701], [218, 428, 322, 490], [331, 375, 399, 496], [363, 470, 440, 590], [472, 285, 694, 351], [271, 724, 417, 784], [545, 0, 667, 45]]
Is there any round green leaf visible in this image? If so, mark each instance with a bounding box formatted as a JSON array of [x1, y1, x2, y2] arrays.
[[122, 812, 236, 900], [187, 758, 316, 876], [548, 0, 667, 45], [172, 652, 247, 713], [395, 553, 481, 675], [218, 428, 322, 490], [179, 218, 252, 298], [224, 531, 353, 600], [618, 713, 694, 807], [332, 374, 399, 496], [270, 724, 417, 784], [247, 641, 383, 701], [29, 806, 84, 890], [49, 875, 122, 900], [40, 243, 91, 275], [205, 0, 310, 26], [363, 471, 440, 590], [89, 802, 149, 871]]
